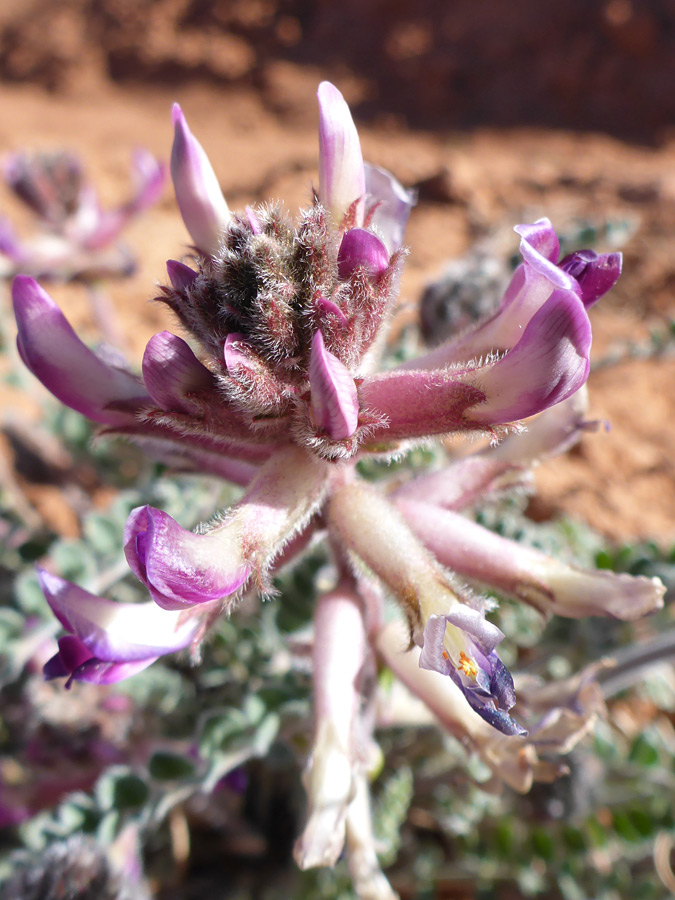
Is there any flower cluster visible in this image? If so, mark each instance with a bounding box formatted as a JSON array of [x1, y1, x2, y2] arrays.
[[12, 82, 665, 894], [1, 148, 165, 281]]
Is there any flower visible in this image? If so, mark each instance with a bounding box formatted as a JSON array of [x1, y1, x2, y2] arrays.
[[38, 568, 204, 686], [12, 80, 660, 896], [0, 148, 165, 281]]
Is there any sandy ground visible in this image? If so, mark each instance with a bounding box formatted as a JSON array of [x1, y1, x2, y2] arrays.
[[1, 71, 674, 543]]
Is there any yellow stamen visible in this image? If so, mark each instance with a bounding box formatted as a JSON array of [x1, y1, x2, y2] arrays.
[[457, 651, 478, 680]]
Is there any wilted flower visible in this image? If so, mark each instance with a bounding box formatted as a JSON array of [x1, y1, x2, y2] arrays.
[[0, 148, 165, 281], [12, 81, 664, 896]]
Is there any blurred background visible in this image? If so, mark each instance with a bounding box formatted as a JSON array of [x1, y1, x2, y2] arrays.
[[0, 2, 674, 899]]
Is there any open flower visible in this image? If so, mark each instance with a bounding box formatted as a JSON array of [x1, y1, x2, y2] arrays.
[[38, 568, 203, 686], [13, 80, 658, 898], [327, 480, 524, 736], [376, 621, 609, 794], [0, 148, 165, 281]]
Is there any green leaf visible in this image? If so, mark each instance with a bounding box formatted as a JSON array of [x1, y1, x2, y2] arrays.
[[112, 773, 149, 810], [628, 733, 659, 767], [149, 751, 197, 781], [562, 825, 586, 853], [531, 826, 556, 861], [612, 809, 641, 843]]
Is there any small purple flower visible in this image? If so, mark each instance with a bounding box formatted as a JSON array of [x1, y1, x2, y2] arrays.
[[376, 621, 608, 793], [419, 610, 524, 736], [411, 216, 620, 370], [38, 568, 202, 686]]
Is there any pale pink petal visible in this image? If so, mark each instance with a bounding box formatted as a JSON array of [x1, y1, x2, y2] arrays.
[[364, 162, 416, 252], [171, 103, 231, 255], [317, 82, 366, 226]]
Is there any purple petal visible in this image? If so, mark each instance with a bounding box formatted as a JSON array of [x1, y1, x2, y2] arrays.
[[123, 505, 251, 610], [166, 259, 198, 292], [337, 228, 389, 281], [487, 654, 517, 711], [56, 634, 96, 670], [418, 614, 457, 677], [462, 695, 526, 736], [364, 163, 416, 252], [309, 330, 359, 440], [12, 275, 149, 424], [65, 656, 158, 685], [142, 331, 214, 414], [171, 103, 230, 255], [0, 215, 25, 262], [515, 225, 575, 293], [317, 82, 366, 226], [443, 605, 505, 656], [559, 250, 622, 308], [44, 635, 91, 680], [514, 218, 560, 263], [419, 614, 525, 737], [469, 289, 592, 424], [37, 567, 202, 660]]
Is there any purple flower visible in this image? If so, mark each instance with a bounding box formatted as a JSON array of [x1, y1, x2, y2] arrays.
[[418, 609, 524, 736], [38, 568, 203, 686], [0, 148, 165, 281], [12, 79, 658, 896], [376, 621, 608, 793], [123, 445, 329, 610], [410, 217, 619, 370]]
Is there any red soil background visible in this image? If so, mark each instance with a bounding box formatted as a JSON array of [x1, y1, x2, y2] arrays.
[[1, 0, 674, 542]]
